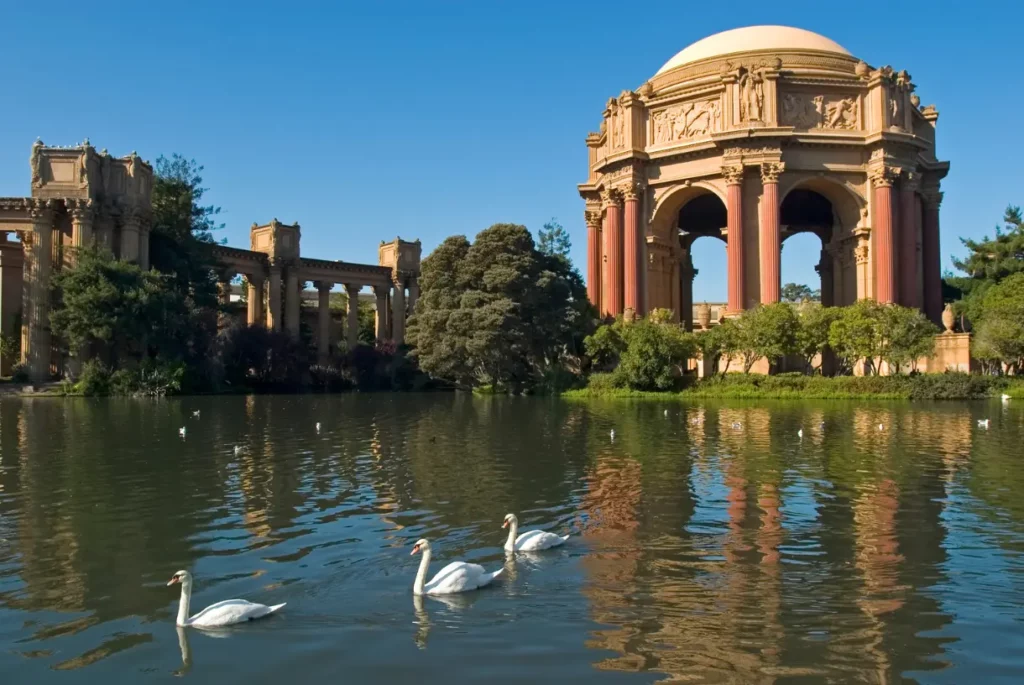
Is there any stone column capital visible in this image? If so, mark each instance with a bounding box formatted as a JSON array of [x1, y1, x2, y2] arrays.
[[600, 187, 623, 209], [721, 165, 744, 185], [344, 282, 361, 295], [67, 197, 95, 220], [27, 198, 56, 223], [901, 169, 920, 192], [373, 284, 390, 297], [921, 190, 943, 209], [313, 280, 332, 292], [585, 209, 603, 229], [869, 166, 901, 187], [760, 162, 785, 184], [619, 182, 643, 201]]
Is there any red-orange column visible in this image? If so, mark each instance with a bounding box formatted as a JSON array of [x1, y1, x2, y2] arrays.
[[921, 190, 944, 324], [899, 173, 920, 308], [603, 189, 624, 316], [759, 163, 783, 304], [724, 166, 745, 313], [872, 168, 897, 304], [585, 209, 602, 311], [622, 185, 642, 315]]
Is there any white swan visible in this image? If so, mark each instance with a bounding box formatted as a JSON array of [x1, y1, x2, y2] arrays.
[[502, 513, 569, 552], [978, 418, 990, 428], [178, 427, 186, 438], [410, 539, 502, 596], [167, 570, 285, 628]]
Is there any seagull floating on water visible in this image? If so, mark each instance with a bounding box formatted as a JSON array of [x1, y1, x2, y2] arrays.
[[978, 418, 990, 429], [178, 427, 186, 438], [192, 410, 200, 418], [609, 429, 615, 441], [233, 445, 242, 454], [664, 409, 669, 417], [798, 429, 804, 439], [315, 422, 321, 433], [1002, 394, 1011, 401], [878, 423, 885, 431]]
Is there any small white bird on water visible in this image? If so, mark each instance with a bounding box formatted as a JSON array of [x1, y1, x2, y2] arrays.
[[178, 427, 186, 438], [1002, 394, 1011, 401], [878, 423, 885, 431], [233, 445, 242, 455], [192, 410, 200, 418], [798, 429, 804, 439], [502, 513, 569, 552], [315, 422, 321, 433], [978, 418, 990, 429], [609, 429, 616, 441], [664, 409, 669, 417], [167, 570, 285, 628]]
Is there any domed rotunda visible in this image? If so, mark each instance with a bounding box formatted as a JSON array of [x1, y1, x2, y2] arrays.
[[578, 25, 948, 329]]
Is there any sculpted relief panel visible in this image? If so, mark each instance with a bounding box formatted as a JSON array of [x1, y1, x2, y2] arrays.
[[781, 92, 859, 131], [652, 99, 721, 144]]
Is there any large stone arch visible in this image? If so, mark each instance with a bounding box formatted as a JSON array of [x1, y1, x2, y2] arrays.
[[778, 175, 866, 306]]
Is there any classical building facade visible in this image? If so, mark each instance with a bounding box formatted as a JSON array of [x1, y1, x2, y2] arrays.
[[579, 26, 949, 330], [0, 140, 420, 380]]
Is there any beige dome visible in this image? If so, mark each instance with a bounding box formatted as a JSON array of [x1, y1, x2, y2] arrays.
[[655, 25, 851, 75]]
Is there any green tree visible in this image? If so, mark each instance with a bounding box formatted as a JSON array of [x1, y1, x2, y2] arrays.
[[583, 315, 697, 390], [50, 246, 185, 365], [795, 303, 840, 374], [409, 224, 592, 391], [879, 305, 938, 372], [949, 205, 1024, 325], [781, 282, 821, 303], [828, 300, 885, 374], [972, 272, 1024, 373], [584, 320, 626, 372], [732, 303, 799, 373], [537, 218, 571, 263]]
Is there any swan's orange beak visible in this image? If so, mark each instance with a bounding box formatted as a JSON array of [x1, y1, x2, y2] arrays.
[[167, 576, 180, 586], [501, 520, 509, 529], [410, 544, 420, 555]]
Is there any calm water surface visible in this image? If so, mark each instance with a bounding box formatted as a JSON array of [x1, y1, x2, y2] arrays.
[[1, 395, 1023, 683]]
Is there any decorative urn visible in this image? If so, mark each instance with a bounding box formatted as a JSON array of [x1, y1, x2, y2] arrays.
[[941, 303, 955, 333], [696, 302, 712, 331]]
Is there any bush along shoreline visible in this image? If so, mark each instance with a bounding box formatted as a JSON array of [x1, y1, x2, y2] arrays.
[[564, 372, 1024, 401]]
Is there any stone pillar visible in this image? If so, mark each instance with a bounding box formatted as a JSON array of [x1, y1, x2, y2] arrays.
[[921, 190, 944, 325], [247, 275, 265, 327], [680, 249, 696, 331], [391, 277, 406, 346], [139, 222, 151, 271], [374, 285, 389, 342], [899, 171, 920, 308], [0, 243, 24, 376], [407, 278, 420, 316], [871, 167, 899, 304], [119, 205, 142, 263], [345, 283, 361, 349], [723, 165, 745, 313], [622, 184, 643, 316], [601, 188, 624, 316], [267, 262, 282, 331], [21, 199, 55, 381], [816, 250, 835, 307], [585, 209, 602, 311], [68, 199, 95, 256], [759, 163, 784, 304], [315, 281, 332, 364], [284, 269, 300, 337]]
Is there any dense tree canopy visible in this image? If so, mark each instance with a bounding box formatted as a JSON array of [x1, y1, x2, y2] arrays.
[[971, 272, 1024, 373], [781, 282, 821, 303], [827, 300, 936, 374], [948, 205, 1024, 324], [537, 219, 572, 264], [408, 223, 593, 391]]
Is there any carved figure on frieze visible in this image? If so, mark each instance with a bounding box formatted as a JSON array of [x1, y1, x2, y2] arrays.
[[738, 69, 764, 122], [825, 97, 857, 129], [653, 100, 721, 144], [613, 113, 625, 148], [30, 139, 43, 187]]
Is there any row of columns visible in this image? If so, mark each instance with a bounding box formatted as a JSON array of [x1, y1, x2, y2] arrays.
[[593, 184, 643, 318], [222, 269, 419, 365]]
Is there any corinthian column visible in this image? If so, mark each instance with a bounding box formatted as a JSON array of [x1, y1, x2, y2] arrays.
[[391, 276, 406, 346], [119, 205, 142, 262], [601, 188, 624, 316], [374, 285, 389, 342], [67, 198, 95, 258], [345, 283, 361, 349], [870, 166, 899, 304], [723, 165, 746, 313], [247, 274, 265, 327], [921, 189, 944, 325], [899, 171, 920, 308], [759, 162, 784, 304], [284, 269, 300, 337], [622, 183, 643, 316], [315, 281, 332, 364], [22, 199, 55, 381], [585, 208, 602, 311]]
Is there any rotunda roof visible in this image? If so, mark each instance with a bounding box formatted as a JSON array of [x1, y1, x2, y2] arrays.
[[655, 26, 851, 75]]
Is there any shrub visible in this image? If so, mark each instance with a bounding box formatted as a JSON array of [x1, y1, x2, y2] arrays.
[[586, 371, 625, 392], [75, 360, 112, 396], [10, 362, 30, 383], [309, 364, 354, 393]]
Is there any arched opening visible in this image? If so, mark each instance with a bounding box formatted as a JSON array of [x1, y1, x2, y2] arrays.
[[677, 192, 728, 330], [780, 189, 833, 306]]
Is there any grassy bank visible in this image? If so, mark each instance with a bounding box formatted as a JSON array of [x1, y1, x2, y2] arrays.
[[564, 373, 1024, 401]]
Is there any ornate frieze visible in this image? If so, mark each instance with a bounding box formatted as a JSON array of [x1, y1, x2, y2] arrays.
[[781, 92, 859, 130], [652, 99, 722, 144]]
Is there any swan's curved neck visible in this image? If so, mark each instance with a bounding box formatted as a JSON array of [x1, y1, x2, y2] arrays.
[[176, 580, 192, 627], [504, 519, 518, 550], [413, 548, 432, 595]]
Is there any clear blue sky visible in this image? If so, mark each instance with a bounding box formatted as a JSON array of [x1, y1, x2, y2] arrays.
[[1, 1, 1020, 300]]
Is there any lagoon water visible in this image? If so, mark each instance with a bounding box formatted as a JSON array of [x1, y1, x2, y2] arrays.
[[1, 395, 1023, 683]]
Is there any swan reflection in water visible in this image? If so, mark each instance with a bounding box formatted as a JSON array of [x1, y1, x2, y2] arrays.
[[173, 623, 234, 676], [411, 592, 479, 649]]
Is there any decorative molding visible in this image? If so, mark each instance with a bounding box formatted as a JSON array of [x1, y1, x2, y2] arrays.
[[780, 92, 859, 130], [760, 162, 785, 184], [855, 244, 870, 264], [652, 99, 721, 144], [721, 165, 744, 185]]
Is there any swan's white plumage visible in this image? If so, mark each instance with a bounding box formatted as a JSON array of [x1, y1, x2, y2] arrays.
[[503, 514, 569, 552], [168, 570, 285, 628], [411, 539, 502, 595]]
